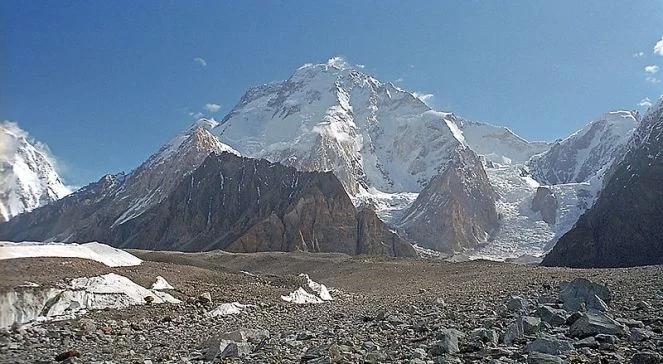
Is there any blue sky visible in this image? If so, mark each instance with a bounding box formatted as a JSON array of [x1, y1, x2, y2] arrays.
[[2, 1, 663, 186]]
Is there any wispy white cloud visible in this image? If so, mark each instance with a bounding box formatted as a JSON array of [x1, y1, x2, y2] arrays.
[[204, 103, 221, 113], [355, 64, 365, 69], [395, 77, 404, 83], [655, 37, 663, 56], [412, 92, 434, 105], [645, 65, 660, 74], [646, 76, 661, 84], [193, 57, 207, 67], [189, 111, 204, 119], [633, 51, 645, 58], [638, 97, 653, 108]]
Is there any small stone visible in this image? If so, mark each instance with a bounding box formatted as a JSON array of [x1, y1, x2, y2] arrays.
[[631, 351, 662, 364], [502, 322, 523, 345], [55, 350, 80, 362], [198, 292, 212, 305], [535, 306, 567, 326], [574, 336, 598, 348], [629, 327, 654, 342], [527, 352, 564, 364], [431, 329, 464, 355], [595, 334, 618, 344], [525, 337, 573, 355], [635, 301, 652, 311], [506, 295, 529, 312], [519, 316, 541, 335], [144, 295, 154, 304]]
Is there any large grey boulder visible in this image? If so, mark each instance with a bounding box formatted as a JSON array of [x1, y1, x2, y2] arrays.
[[559, 278, 611, 312], [527, 352, 565, 364], [525, 337, 574, 355], [569, 311, 627, 338], [535, 306, 567, 326], [430, 329, 465, 355]]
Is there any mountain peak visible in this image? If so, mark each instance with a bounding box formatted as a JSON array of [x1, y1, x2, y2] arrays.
[[0, 121, 70, 222]]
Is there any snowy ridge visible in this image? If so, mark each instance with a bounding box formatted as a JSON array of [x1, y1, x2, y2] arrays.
[[457, 119, 551, 164], [214, 58, 468, 209], [528, 111, 638, 185], [111, 120, 238, 227], [0, 122, 70, 222]]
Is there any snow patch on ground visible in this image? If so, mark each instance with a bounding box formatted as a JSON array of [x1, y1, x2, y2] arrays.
[[282, 275, 333, 304], [0, 241, 142, 267], [151, 276, 174, 290], [300, 274, 332, 301], [0, 273, 180, 329], [281, 288, 325, 304], [207, 302, 256, 317]]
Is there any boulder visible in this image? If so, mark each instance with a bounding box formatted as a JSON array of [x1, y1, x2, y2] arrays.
[[527, 352, 565, 364], [506, 295, 529, 312], [525, 337, 573, 355], [519, 316, 541, 335], [531, 187, 558, 224], [631, 352, 662, 364], [431, 329, 465, 355], [535, 306, 567, 326], [559, 278, 611, 312], [569, 311, 627, 338]]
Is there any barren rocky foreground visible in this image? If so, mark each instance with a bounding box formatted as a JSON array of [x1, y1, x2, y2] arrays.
[[2, 251, 663, 363]]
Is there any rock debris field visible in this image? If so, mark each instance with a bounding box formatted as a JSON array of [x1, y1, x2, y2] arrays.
[[1, 250, 662, 363]]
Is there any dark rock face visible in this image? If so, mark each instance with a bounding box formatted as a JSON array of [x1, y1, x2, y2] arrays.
[[0, 152, 415, 257], [400, 149, 499, 253], [542, 103, 663, 268], [531, 187, 558, 224]]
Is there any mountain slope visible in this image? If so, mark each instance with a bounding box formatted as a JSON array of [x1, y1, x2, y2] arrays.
[[528, 111, 638, 185], [0, 122, 70, 222], [214, 59, 471, 200], [0, 128, 415, 257], [0, 120, 234, 241], [400, 149, 498, 253], [457, 119, 551, 164], [542, 101, 663, 267]]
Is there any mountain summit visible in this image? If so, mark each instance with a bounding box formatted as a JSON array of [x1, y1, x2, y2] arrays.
[[0, 122, 70, 222]]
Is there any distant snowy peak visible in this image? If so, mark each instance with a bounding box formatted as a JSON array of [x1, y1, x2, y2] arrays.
[[111, 120, 237, 227], [214, 59, 467, 198], [0, 122, 70, 222], [457, 119, 551, 164], [528, 110, 639, 185]]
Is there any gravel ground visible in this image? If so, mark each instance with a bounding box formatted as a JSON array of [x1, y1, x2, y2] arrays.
[[1, 251, 662, 363]]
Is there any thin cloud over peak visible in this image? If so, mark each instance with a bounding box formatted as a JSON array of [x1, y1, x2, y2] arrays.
[[193, 57, 207, 67], [645, 65, 659, 74], [204, 103, 221, 113], [638, 97, 653, 108], [655, 37, 663, 56]]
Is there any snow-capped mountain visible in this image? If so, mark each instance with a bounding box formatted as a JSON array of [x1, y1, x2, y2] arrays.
[[0, 132, 416, 257], [0, 122, 70, 222], [0, 120, 234, 241], [213, 58, 507, 254], [457, 119, 551, 164], [528, 111, 638, 185], [543, 98, 663, 267], [214, 58, 469, 203]]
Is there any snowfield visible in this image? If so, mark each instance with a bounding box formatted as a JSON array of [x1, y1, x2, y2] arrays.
[[468, 163, 598, 261], [0, 242, 142, 267]]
